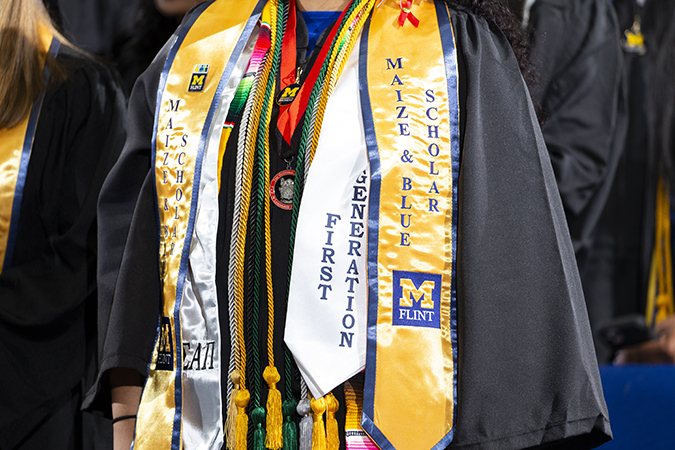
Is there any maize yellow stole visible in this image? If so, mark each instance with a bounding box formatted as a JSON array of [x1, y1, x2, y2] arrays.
[[0, 28, 58, 273], [135, 1, 264, 449], [360, 2, 459, 450]]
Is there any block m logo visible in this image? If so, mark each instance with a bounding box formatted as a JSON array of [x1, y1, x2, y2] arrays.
[[399, 278, 435, 309], [392, 270, 442, 329]]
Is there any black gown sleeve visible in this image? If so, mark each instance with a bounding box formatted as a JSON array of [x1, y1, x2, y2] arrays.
[[83, 40, 171, 413], [526, 0, 625, 259], [448, 9, 611, 450]]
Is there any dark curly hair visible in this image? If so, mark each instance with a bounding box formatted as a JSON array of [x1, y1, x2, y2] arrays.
[[445, 0, 537, 90]]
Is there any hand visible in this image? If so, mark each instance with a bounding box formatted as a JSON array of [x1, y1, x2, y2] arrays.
[[615, 315, 675, 364], [110, 368, 144, 450]]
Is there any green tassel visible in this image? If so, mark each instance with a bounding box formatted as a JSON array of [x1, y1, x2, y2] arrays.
[[283, 399, 299, 450], [251, 406, 266, 450]]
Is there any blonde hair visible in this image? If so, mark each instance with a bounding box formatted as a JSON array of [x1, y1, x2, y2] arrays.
[[0, 0, 69, 129]]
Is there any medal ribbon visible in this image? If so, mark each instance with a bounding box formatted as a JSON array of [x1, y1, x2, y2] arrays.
[[138, 1, 264, 449], [0, 28, 58, 273], [360, 2, 459, 449], [276, 0, 360, 145]]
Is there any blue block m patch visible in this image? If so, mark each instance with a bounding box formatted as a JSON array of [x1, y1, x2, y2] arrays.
[[392, 270, 442, 329]]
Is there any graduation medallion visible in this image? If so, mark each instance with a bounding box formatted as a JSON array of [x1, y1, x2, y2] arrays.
[[277, 82, 301, 106], [270, 169, 296, 210]]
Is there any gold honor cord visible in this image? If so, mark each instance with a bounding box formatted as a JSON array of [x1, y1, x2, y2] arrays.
[[361, 1, 459, 449], [0, 28, 56, 273], [647, 178, 675, 327], [230, 3, 280, 449], [139, 1, 263, 449]]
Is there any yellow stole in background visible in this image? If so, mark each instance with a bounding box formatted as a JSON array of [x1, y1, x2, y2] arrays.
[[360, 2, 459, 449], [0, 28, 58, 273], [135, 1, 264, 449]]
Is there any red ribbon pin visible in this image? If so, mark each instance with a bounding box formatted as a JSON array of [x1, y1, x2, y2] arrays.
[[398, 0, 419, 27]]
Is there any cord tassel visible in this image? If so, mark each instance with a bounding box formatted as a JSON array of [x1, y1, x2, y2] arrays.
[[252, 406, 266, 450], [297, 397, 313, 450], [325, 393, 339, 450], [235, 389, 251, 450], [226, 370, 242, 450], [311, 396, 327, 450], [283, 399, 299, 450], [264, 366, 283, 449]]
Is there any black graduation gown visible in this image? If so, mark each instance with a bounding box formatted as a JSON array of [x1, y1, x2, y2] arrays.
[[526, 0, 626, 273], [0, 47, 127, 448], [88, 3, 611, 449], [583, 0, 673, 362]]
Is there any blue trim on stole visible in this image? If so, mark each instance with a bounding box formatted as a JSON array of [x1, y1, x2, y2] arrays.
[[3, 37, 61, 271], [436, 3, 461, 446], [146, 1, 265, 448], [358, 3, 460, 449], [357, 13, 383, 445]]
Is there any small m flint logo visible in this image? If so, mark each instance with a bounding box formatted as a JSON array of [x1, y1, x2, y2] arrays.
[[156, 316, 174, 370], [392, 270, 442, 329], [188, 64, 210, 92]]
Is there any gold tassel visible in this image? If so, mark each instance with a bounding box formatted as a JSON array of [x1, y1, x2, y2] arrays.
[[264, 366, 283, 449], [325, 393, 339, 450], [226, 370, 241, 450], [235, 389, 251, 450], [310, 395, 327, 450]]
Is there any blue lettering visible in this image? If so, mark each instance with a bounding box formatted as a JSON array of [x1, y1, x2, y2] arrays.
[[167, 99, 181, 112], [347, 259, 359, 275], [352, 185, 367, 202], [339, 332, 354, 348], [386, 58, 403, 70], [396, 106, 409, 119], [320, 266, 333, 282], [318, 284, 332, 300], [326, 213, 341, 228], [351, 203, 365, 220], [322, 247, 335, 264], [350, 222, 364, 238], [348, 240, 361, 257], [345, 276, 359, 293], [399, 123, 410, 136]]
